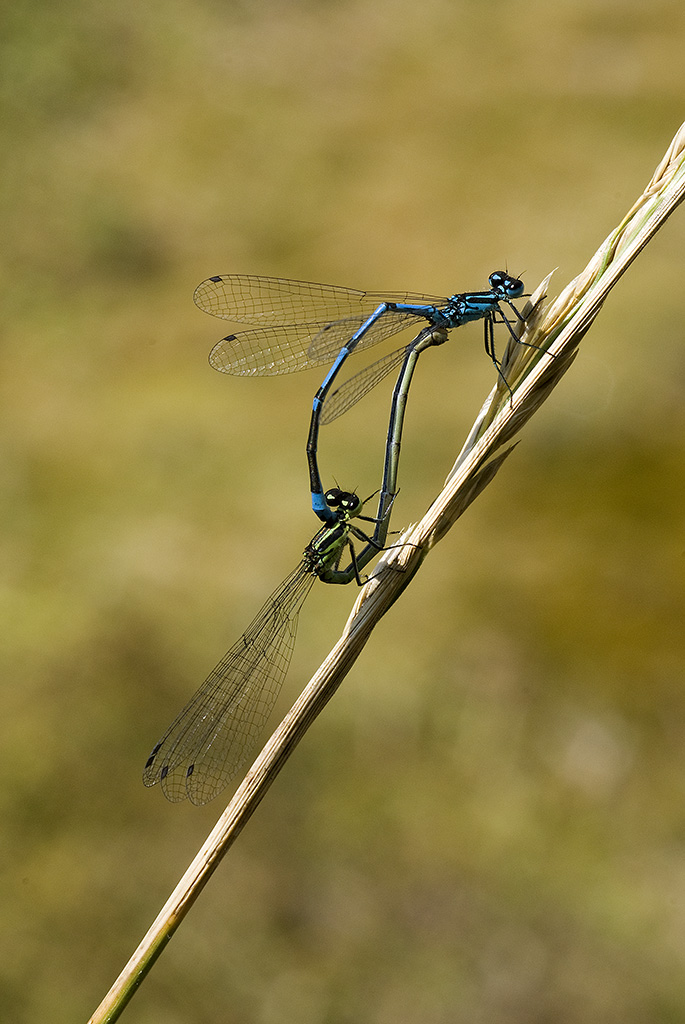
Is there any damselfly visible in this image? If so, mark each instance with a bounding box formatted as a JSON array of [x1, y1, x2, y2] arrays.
[[143, 489, 383, 805], [194, 272, 525, 521], [143, 313, 447, 805]]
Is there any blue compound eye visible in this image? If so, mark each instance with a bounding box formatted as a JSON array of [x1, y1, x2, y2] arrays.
[[489, 270, 525, 299]]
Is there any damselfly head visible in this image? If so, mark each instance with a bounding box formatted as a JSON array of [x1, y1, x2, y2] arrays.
[[324, 487, 363, 518], [488, 271, 525, 299]]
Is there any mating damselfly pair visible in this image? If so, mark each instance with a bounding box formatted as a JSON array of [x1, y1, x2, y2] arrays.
[[143, 270, 527, 804]]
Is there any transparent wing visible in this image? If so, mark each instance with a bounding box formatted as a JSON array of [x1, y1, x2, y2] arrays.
[[320, 346, 410, 425], [209, 323, 339, 376], [208, 312, 423, 377], [143, 561, 316, 805], [195, 275, 369, 325], [194, 273, 441, 326], [306, 312, 420, 363], [199, 275, 443, 377]]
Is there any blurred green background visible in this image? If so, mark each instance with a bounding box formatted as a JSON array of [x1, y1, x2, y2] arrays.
[[3, 0, 685, 1021]]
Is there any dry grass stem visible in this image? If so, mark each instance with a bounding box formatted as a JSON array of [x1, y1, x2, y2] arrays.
[[88, 119, 685, 1024]]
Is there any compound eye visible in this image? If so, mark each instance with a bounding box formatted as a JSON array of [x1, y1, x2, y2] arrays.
[[325, 488, 343, 507], [342, 494, 362, 513], [489, 270, 525, 298]]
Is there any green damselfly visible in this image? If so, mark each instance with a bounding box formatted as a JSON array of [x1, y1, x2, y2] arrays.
[[143, 489, 384, 805]]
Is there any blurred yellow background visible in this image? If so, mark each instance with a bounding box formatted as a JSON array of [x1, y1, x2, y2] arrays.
[[3, 1, 685, 1021]]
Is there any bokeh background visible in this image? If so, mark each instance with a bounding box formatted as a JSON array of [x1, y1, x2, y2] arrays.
[[3, 1, 685, 1021]]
